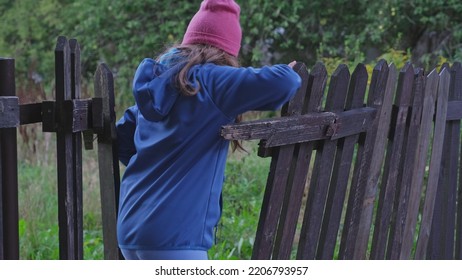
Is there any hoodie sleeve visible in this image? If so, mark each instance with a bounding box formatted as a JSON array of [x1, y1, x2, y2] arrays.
[[197, 64, 301, 118], [116, 105, 138, 166]]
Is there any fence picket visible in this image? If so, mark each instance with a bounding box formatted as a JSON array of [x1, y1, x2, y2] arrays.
[[370, 63, 414, 259], [317, 63, 368, 259], [340, 60, 389, 259], [400, 69, 439, 259], [252, 62, 320, 259], [414, 68, 450, 259], [297, 64, 350, 259], [271, 63, 312, 259], [355, 63, 397, 258], [388, 69, 425, 259], [428, 63, 462, 259], [94, 63, 121, 260]]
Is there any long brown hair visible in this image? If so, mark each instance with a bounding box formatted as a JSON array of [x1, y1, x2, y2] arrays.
[[158, 44, 244, 151]]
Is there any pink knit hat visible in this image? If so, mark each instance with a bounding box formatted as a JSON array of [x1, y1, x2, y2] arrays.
[[182, 0, 242, 57]]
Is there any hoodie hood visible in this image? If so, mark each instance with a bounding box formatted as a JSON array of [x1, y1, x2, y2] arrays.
[[133, 57, 182, 122]]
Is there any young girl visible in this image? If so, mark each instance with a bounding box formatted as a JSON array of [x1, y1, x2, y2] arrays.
[[116, 0, 301, 260]]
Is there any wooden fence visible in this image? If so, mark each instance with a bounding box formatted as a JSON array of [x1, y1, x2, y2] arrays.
[[222, 60, 462, 259], [0, 36, 120, 260], [2, 37, 462, 260]]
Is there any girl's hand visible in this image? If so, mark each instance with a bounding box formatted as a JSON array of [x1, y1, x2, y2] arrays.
[[288, 61, 297, 68]]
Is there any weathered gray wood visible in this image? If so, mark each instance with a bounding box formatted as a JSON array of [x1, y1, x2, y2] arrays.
[[414, 68, 450, 259], [298, 64, 350, 259], [222, 107, 375, 146], [222, 112, 336, 142], [0, 97, 19, 128], [399, 69, 438, 259], [328, 108, 376, 140], [354, 63, 397, 258], [317, 63, 368, 259], [63, 99, 91, 132], [370, 63, 414, 259], [340, 59, 389, 259], [95, 63, 121, 260]]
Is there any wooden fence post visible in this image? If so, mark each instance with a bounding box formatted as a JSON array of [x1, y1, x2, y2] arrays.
[[54, 36, 83, 259], [94, 63, 121, 260], [0, 58, 19, 260]]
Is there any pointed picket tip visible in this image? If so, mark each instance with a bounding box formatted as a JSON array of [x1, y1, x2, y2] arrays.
[[351, 63, 368, 78], [426, 68, 438, 79], [398, 62, 415, 84], [394, 62, 415, 106], [95, 63, 113, 81], [55, 35, 68, 52], [285, 62, 309, 116], [438, 67, 451, 93], [399, 61, 414, 75], [311, 62, 328, 77], [69, 38, 80, 53], [292, 62, 308, 75], [345, 63, 368, 109], [439, 62, 449, 73], [329, 64, 351, 91], [325, 64, 350, 110], [439, 66, 450, 78], [331, 63, 350, 79], [373, 59, 389, 72]]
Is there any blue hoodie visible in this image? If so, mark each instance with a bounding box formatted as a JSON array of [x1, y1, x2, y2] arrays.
[[116, 57, 301, 252]]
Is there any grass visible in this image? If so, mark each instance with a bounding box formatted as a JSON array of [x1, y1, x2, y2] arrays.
[[17, 127, 105, 259], [210, 143, 271, 259]]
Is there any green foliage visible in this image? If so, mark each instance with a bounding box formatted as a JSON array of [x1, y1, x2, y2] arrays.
[[3, 0, 462, 109], [209, 144, 270, 259]]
